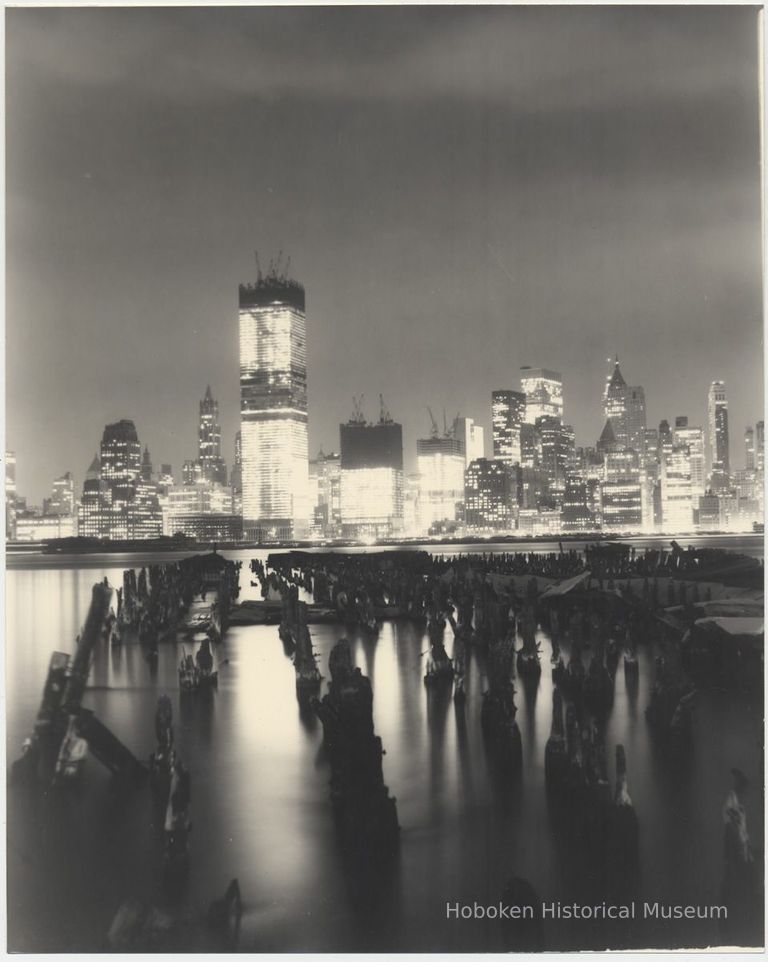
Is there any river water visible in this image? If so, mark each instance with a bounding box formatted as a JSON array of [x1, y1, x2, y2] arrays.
[[5, 536, 764, 951]]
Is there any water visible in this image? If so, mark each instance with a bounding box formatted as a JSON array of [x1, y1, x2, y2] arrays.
[[5, 539, 764, 951]]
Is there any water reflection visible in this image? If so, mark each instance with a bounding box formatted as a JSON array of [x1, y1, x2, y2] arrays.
[[5, 550, 765, 952]]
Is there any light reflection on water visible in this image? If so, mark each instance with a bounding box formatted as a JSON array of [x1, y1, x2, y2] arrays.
[[5, 546, 764, 952]]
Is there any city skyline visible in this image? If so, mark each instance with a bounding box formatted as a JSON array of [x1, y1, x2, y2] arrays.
[[6, 5, 763, 505]]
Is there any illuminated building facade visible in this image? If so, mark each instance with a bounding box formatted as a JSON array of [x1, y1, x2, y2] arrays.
[[561, 479, 597, 532], [536, 416, 572, 506], [78, 423, 162, 539], [707, 380, 730, 488], [101, 420, 142, 505], [309, 449, 342, 537], [464, 458, 514, 531], [339, 418, 404, 539], [520, 368, 563, 424], [183, 460, 202, 485], [492, 390, 525, 466], [698, 493, 722, 529], [230, 432, 242, 501], [660, 441, 694, 532], [15, 515, 76, 541], [158, 465, 174, 495], [673, 419, 705, 499], [602, 360, 646, 454], [403, 473, 423, 536], [239, 272, 309, 541], [756, 420, 764, 475], [745, 426, 755, 471], [199, 385, 227, 485], [454, 416, 485, 468], [5, 450, 16, 539], [164, 514, 242, 542], [601, 449, 643, 531], [43, 472, 75, 517], [416, 435, 465, 533]]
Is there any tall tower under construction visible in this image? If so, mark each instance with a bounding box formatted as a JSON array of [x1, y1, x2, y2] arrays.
[[239, 256, 309, 540]]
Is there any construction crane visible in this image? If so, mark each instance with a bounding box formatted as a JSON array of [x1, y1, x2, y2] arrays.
[[351, 395, 366, 424], [427, 406, 439, 439], [379, 394, 392, 425], [254, 250, 263, 283]]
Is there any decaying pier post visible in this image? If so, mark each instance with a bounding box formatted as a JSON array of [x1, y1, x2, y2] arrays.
[[312, 640, 399, 862], [481, 632, 522, 771], [544, 687, 568, 790], [12, 581, 146, 787], [293, 600, 322, 693]]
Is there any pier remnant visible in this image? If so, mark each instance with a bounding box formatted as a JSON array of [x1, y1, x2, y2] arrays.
[[312, 640, 399, 862], [11, 581, 146, 788]]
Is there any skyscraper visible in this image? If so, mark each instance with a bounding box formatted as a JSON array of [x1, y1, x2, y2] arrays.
[[198, 386, 227, 485], [520, 368, 563, 423], [464, 458, 514, 531], [756, 421, 765, 476], [707, 380, 730, 486], [339, 413, 404, 539], [79, 422, 162, 539], [673, 419, 705, 499], [239, 266, 309, 540], [602, 359, 646, 453], [536, 415, 571, 506], [602, 448, 643, 531], [100, 420, 142, 505], [230, 431, 242, 495], [561, 479, 597, 532], [309, 449, 342, 536], [140, 447, 153, 483], [453, 416, 485, 468], [661, 441, 694, 532], [745, 425, 756, 471], [416, 434, 465, 533], [5, 451, 16, 539], [44, 472, 75, 517], [491, 390, 526, 465]]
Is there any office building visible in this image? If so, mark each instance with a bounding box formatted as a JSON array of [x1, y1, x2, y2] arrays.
[[673, 419, 705, 499], [198, 385, 227, 485], [561, 479, 597, 532], [537, 415, 571, 506], [309, 449, 342, 537], [745, 425, 756, 472], [520, 368, 563, 423], [707, 380, 730, 487], [339, 414, 404, 539], [601, 448, 643, 531], [100, 420, 142, 505], [661, 441, 694, 532], [239, 266, 309, 541], [464, 458, 514, 531], [453, 416, 485, 468], [417, 434, 465, 533], [5, 451, 16, 539], [491, 390, 525, 466], [43, 472, 75, 517], [602, 359, 645, 453], [78, 422, 162, 539]]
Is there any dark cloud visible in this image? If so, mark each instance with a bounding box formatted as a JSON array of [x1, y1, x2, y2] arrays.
[[5, 5, 762, 503]]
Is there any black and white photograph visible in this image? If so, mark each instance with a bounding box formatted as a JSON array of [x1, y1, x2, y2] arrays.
[[4, 2, 765, 954]]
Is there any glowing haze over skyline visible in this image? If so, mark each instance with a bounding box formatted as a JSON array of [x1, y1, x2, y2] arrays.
[[6, 5, 763, 504]]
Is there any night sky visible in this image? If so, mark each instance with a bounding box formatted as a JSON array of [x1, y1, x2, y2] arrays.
[[6, 5, 763, 504]]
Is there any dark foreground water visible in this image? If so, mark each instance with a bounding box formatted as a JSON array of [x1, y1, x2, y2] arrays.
[[5, 539, 765, 952]]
